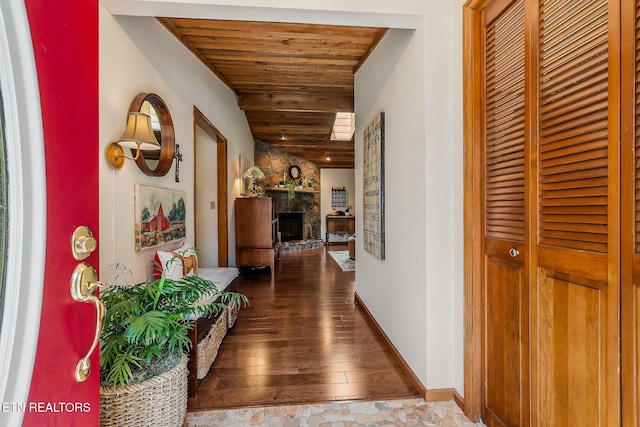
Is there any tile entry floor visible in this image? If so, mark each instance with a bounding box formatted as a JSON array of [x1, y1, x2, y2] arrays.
[[185, 398, 477, 426]]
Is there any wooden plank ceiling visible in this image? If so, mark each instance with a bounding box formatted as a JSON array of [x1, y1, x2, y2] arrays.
[[157, 18, 388, 168]]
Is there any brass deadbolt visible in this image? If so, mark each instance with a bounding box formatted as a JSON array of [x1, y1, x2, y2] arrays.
[[72, 226, 97, 260]]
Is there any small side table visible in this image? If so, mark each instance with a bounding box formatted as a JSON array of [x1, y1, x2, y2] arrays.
[[326, 215, 355, 246]]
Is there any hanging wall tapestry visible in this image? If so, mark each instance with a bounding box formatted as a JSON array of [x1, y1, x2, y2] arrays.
[[363, 111, 385, 260], [134, 184, 186, 251]]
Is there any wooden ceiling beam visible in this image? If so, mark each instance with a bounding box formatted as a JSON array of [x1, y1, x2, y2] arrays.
[[318, 165, 354, 169], [177, 28, 380, 45], [216, 64, 354, 76], [220, 74, 353, 89], [255, 132, 332, 139], [268, 144, 354, 152], [265, 138, 353, 146], [238, 93, 353, 113], [252, 126, 331, 135], [265, 147, 353, 155], [249, 118, 334, 126], [286, 155, 353, 161], [278, 154, 353, 161], [289, 151, 354, 165], [221, 73, 353, 86], [308, 163, 352, 168], [246, 111, 335, 123], [187, 38, 371, 56], [235, 84, 352, 94], [198, 51, 359, 67]]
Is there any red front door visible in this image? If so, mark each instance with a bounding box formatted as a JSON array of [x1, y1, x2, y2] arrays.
[[22, 1, 100, 426]]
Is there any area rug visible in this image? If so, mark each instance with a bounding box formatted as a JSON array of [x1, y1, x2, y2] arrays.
[[328, 251, 355, 272]]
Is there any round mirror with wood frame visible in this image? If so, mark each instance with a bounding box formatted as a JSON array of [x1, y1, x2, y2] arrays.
[[129, 93, 175, 177]]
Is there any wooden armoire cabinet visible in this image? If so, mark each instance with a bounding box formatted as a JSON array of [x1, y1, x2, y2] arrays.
[[235, 197, 276, 275], [464, 0, 640, 425]]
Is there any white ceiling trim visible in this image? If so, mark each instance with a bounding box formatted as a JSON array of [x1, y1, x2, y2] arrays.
[[100, 0, 422, 29]]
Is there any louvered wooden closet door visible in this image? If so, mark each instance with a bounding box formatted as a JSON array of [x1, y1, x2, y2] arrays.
[[532, 0, 620, 425], [481, 1, 529, 425], [622, 0, 640, 424]]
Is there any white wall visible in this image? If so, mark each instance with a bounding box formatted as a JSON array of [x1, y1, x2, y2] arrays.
[[354, 1, 465, 393], [421, 0, 464, 393], [99, 6, 255, 283], [320, 169, 356, 242], [452, 0, 466, 396], [195, 126, 218, 267], [355, 27, 428, 385]]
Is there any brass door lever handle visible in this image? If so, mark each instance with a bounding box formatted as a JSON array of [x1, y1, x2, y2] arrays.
[[70, 262, 106, 382]]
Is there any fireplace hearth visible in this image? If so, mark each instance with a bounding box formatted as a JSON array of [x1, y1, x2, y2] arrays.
[[279, 212, 304, 242]]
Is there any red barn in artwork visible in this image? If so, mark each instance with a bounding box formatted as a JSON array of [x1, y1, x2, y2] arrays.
[[142, 204, 171, 232]]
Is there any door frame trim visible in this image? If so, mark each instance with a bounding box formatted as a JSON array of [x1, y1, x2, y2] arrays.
[[463, 0, 491, 421], [193, 106, 229, 267]]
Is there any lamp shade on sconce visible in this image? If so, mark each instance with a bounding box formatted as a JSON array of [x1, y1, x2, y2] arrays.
[[105, 112, 162, 169], [117, 112, 161, 151]]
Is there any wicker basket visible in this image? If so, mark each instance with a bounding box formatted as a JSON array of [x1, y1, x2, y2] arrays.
[[227, 303, 240, 328], [197, 313, 227, 379], [100, 354, 188, 427]]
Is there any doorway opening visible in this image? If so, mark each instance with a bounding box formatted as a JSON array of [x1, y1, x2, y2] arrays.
[[193, 107, 228, 267]]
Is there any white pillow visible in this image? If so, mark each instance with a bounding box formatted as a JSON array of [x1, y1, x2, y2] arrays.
[[156, 250, 184, 280], [155, 242, 199, 280], [175, 242, 198, 276]]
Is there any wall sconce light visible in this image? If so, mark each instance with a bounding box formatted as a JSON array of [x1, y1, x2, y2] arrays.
[[105, 112, 162, 169], [243, 165, 265, 197]]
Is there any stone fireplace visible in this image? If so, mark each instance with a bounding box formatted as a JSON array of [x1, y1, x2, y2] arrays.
[[269, 192, 320, 240], [278, 212, 304, 242], [255, 139, 321, 240]]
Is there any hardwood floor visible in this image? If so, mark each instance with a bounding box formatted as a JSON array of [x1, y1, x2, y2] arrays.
[[187, 246, 420, 411]]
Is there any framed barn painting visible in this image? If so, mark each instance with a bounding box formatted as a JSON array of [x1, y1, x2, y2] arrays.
[[363, 112, 385, 260], [134, 184, 186, 251]]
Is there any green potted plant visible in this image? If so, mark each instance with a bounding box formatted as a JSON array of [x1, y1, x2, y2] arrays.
[[99, 265, 248, 427], [285, 179, 296, 200]]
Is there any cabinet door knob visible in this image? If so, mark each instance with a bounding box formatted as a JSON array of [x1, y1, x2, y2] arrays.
[[509, 248, 520, 257]]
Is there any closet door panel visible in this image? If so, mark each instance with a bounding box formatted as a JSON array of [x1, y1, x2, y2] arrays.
[[535, 268, 608, 426], [533, 0, 619, 425], [626, 259, 640, 425], [482, 0, 529, 425], [484, 242, 527, 426]]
